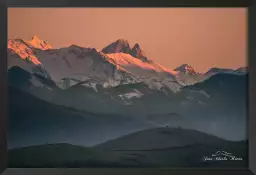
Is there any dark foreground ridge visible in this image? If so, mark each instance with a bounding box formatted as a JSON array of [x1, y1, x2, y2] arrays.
[[8, 127, 248, 168]]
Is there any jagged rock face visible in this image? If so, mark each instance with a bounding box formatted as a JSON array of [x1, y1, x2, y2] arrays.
[[102, 39, 148, 62], [102, 39, 132, 54], [8, 39, 41, 65], [130, 43, 148, 62], [26, 36, 52, 50]]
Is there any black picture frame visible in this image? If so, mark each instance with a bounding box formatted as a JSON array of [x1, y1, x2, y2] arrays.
[[1, 0, 255, 175]]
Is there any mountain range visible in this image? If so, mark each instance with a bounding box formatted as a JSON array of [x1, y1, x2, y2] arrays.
[[8, 36, 247, 90], [7, 36, 248, 151]]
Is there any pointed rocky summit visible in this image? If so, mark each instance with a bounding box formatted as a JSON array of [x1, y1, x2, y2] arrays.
[[26, 35, 52, 50], [130, 43, 148, 62], [101, 39, 132, 54]]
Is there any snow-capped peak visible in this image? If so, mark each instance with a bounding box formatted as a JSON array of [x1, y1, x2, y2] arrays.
[[174, 64, 197, 75], [26, 35, 52, 50], [8, 38, 41, 65]]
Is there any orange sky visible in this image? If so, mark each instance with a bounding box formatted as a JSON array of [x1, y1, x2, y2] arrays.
[[8, 8, 247, 73]]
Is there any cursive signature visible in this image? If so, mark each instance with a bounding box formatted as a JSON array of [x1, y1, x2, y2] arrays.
[[203, 150, 243, 161]]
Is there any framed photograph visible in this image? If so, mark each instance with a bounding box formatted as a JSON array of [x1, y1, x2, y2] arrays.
[[0, 0, 255, 175]]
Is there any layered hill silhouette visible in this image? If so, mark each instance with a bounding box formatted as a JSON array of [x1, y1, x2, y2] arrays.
[[8, 127, 248, 168]]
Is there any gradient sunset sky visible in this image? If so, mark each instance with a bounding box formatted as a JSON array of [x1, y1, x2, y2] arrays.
[[8, 8, 247, 73]]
